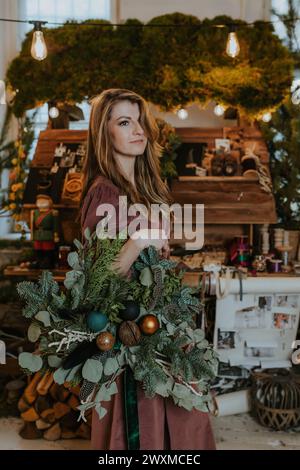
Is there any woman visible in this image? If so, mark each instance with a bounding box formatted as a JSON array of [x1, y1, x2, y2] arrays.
[[80, 88, 216, 450]]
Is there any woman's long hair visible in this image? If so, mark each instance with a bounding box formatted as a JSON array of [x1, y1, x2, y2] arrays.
[[80, 88, 172, 211]]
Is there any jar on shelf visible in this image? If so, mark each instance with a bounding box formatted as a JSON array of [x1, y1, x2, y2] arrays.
[[58, 246, 71, 268]]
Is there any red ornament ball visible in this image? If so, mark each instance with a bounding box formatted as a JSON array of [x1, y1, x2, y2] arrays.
[[96, 332, 115, 351], [118, 321, 141, 346], [139, 314, 160, 335]]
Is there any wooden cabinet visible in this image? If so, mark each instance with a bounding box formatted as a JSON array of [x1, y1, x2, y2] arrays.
[[171, 125, 277, 249]]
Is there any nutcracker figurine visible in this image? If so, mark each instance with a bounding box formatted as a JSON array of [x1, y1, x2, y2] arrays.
[[30, 194, 59, 269]]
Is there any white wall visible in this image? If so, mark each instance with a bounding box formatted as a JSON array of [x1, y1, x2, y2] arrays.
[[114, 0, 271, 23], [0, 0, 19, 237]]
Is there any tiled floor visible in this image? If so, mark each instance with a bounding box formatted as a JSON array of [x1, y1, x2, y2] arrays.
[[0, 414, 299, 450]]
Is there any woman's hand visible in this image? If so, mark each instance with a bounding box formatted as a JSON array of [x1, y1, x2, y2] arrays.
[[111, 229, 170, 277], [130, 228, 168, 252]]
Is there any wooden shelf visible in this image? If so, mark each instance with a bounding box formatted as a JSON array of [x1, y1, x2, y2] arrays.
[[178, 176, 259, 182], [183, 271, 300, 287], [4, 266, 68, 282], [171, 177, 277, 224], [23, 204, 78, 210]]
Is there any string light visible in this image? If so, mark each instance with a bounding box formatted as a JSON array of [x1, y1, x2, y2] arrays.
[[177, 108, 188, 120], [291, 79, 300, 105], [226, 26, 240, 58], [214, 104, 225, 116], [49, 106, 59, 119], [0, 14, 299, 66], [292, 88, 300, 105], [29, 21, 48, 61], [261, 112, 272, 122]]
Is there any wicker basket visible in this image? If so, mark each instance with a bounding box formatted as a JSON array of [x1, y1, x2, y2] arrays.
[[251, 368, 300, 430]]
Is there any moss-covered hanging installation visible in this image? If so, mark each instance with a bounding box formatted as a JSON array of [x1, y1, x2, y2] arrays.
[[6, 13, 293, 118]]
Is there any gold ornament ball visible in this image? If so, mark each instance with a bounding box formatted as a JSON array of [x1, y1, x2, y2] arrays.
[[139, 314, 160, 335], [96, 331, 115, 351]]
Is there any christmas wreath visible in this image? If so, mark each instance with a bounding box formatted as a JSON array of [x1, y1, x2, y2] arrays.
[[17, 229, 218, 421]]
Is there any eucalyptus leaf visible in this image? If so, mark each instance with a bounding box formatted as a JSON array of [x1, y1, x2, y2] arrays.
[[193, 329, 205, 343], [66, 364, 82, 381], [196, 339, 209, 349], [35, 310, 51, 327], [96, 381, 118, 402], [48, 355, 62, 368], [64, 270, 84, 289], [82, 359, 103, 383], [73, 238, 83, 250], [67, 252, 80, 269], [178, 398, 194, 411], [28, 323, 41, 342], [139, 267, 153, 287], [155, 381, 171, 397], [172, 383, 189, 399], [39, 336, 48, 350], [95, 404, 107, 420], [166, 323, 175, 335], [107, 381, 118, 396], [84, 227, 91, 242], [19, 352, 43, 372], [104, 357, 119, 376], [53, 367, 71, 385], [203, 350, 213, 360]]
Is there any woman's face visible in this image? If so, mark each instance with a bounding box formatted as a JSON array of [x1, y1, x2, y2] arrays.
[[108, 100, 147, 157]]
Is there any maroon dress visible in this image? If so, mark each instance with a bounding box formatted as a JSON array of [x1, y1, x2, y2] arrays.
[[81, 175, 216, 450]]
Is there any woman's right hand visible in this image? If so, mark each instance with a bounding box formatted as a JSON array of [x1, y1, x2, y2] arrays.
[[130, 228, 168, 252], [111, 229, 169, 277]]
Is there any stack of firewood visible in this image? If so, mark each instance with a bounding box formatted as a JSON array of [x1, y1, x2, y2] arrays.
[[18, 372, 91, 441]]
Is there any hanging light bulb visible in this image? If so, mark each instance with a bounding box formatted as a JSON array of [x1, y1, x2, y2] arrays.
[[49, 106, 59, 119], [177, 108, 188, 120], [226, 26, 240, 58], [291, 78, 300, 93], [261, 112, 272, 123], [292, 87, 300, 105], [0, 80, 6, 105], [29, 21, 48, 61], [214, 104, 225, 117]]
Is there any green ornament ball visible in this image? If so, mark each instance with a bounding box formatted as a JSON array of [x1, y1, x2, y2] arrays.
[[87, 311, 108, 332], [119, 300, 140, 321]]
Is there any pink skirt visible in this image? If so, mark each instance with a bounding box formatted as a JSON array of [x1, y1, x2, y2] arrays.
[[91, 374, 216, 450]]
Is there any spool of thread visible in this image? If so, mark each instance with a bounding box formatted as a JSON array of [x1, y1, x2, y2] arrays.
[[235, 236, 249, 250], [236, 249, 250, 267], [283, 230, 289, 247], [267, 258, 282, 273], [241, 155, 258, 178], [274, 228, 284, 249], [211, 154, 224, 176], [223, 154, 238, 176]]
